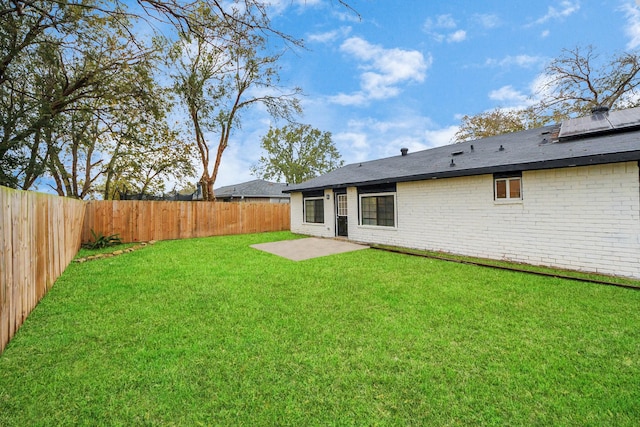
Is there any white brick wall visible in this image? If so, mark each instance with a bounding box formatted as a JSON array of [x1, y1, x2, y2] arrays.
[[290, 162, 640, 278], [290, 190, 335, 238]]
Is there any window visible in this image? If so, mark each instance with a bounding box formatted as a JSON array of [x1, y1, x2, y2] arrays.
[[304, 197, 324, 223], [336, 194, 347, 216], [494, 173, 522, 201], [360, 193, 395, 227]]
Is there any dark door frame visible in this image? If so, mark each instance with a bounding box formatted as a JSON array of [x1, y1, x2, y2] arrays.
[[335, 190, 348, 237]]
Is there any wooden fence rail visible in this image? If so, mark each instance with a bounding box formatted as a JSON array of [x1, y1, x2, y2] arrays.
[[82, 200, 290, 243], [0, 186, 85, 354]]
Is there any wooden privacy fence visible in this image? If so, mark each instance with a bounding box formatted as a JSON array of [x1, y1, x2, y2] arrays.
[[82, 200, 290, 243], [0, 186, 85, 354]]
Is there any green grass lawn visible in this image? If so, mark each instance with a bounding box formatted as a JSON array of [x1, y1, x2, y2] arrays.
[[1, 231, 639, 426]]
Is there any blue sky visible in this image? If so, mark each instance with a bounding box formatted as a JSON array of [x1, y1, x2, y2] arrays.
[[212, 0, 640, 187]]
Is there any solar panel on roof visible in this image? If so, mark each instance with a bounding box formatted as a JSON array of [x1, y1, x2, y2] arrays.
[[558, 106, 640, 140], [558, 113, 612, 138], [607, 107, 640, 128]]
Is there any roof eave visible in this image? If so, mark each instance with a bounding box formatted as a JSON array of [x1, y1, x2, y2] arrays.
[[285, 151, 640, 193]]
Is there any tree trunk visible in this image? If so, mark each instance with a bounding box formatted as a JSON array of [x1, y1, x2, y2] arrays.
[[206, 178, 214, 201]]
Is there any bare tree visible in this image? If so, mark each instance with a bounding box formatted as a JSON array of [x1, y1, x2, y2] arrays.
[[538, 45, 640, 117], [454, 46, 640, 142]]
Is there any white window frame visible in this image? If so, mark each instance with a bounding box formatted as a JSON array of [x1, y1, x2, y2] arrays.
[[303, 197, 325, 224], [494, 176, 522, 201], [358, 192, 397, 228], [336, 194, 348, 217]]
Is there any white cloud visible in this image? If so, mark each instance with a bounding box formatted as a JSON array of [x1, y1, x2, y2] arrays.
[[621, 3, 640, 49], [329, 37, 430, 106], [332, 8, 363, 23], [344, 132, 369, 149], [212, 145, 255, 187], [265, 0, 359, 23], [541, 29, 550, 38], [360, 72, 402, 99], [436, 14, 457, 28], [473, 13, 500, 29], [329, 114, 455, 163], [489, 85, 529, 105], [530, 1, 580, 26], [424, 14, 469, 43], [347, 116, 435, 135], [265, 0, 321, 14], [617, 89, 640, 109], [307, 26, 351, 43], [529, 72, 557, 102], [483, 72, 560, 111], [423, 14, 457, 31], [482, 73, 555, 112], [334, 132, 369, 162], [484, 54, 545, 68], [335, 131, 367, 148], [424, 126, 459, 147], [448, 30, 467, 43], [329, 92, 369, 106]]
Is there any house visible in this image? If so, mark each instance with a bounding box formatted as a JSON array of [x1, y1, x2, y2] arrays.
[[212, 179, 290, 203], [285, 106, 640, 279]]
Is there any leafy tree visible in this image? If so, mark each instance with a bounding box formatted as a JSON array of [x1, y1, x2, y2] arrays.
[[38, 34, 166, 199], [44, 106, 104, 199], [453, 46, 640, 142], [101, 120, 196, 200], [0, 0, 355, 191], [453, 107, 549, 142], [0, 1, 160, 190], [172, 3, 301, 200], [251, 124, 344, 184]]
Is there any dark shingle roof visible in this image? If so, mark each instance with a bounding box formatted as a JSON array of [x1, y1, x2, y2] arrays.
[[286, 109, 640, 193], [214, 179, 290, 199]]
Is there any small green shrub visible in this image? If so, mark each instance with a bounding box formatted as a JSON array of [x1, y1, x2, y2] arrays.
[[83, 229, 122, 249]]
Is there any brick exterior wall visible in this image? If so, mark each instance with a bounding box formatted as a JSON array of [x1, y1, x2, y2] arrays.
[[290, 162, 640, 279], [290, 191, 335, 238]]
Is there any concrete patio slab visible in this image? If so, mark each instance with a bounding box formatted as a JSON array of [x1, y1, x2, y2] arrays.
[[251, 238, 368, 261]]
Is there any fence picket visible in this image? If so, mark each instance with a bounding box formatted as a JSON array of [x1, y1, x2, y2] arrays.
[[81, 201, 290, 243], [0, 188, 9, 353], [0, 186, 85, 354]]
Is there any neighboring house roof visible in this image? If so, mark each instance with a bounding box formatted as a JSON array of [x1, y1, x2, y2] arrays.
[[214, 179, 290, 199], [286, 107, 640, 193]]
